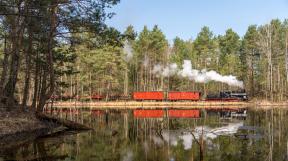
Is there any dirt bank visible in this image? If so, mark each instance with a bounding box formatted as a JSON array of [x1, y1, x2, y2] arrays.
[[0, 108, 60, 149]]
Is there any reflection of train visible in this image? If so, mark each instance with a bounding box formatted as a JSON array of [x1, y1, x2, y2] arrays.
[[133, 109, 201, 118], [51, 90, 248, 102]]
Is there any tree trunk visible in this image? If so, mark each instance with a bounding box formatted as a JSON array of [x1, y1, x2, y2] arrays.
[[37, 69, 48, 112], [32, 52, 40, 109], [21, 28, 33, 108], [124, 69, 128, 95], [5, 27, 24, 107], [37, 3, 58, 111], [4, 1, 27, 108], [285, 32, 288, 83], [269, 28, 273, 101], [0, 35, 9, 102]]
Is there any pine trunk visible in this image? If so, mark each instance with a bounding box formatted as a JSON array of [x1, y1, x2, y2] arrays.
[[0, 35, 9, 102], [286, 32, 288, 83], [21, 29, 33, 108]]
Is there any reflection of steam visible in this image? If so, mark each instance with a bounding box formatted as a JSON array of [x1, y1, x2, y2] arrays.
[[152, 60, 244, 88], [162, 132, 178, 146], [179, 133, 193, 150], [155, 122, 243, 150], [152, 136, 164, 146], [122, 149, 133, 161], [194, 122, 243, 139]]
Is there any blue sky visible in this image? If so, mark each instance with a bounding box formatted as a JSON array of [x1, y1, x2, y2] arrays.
[[106, 0, 288, 41]]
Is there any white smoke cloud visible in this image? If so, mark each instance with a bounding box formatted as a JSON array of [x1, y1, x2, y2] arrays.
[[123, 40, 133, 62], [152, 63, 178, 77], [143, 56, 149, 68], [152, 60, 244, 88]]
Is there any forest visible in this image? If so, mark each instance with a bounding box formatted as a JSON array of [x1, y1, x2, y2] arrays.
[[0, 0, 288, 112]]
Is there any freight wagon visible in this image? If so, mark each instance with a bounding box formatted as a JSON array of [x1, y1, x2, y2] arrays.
[[133, 91, 165, 101], [168, 91, 201, 101]]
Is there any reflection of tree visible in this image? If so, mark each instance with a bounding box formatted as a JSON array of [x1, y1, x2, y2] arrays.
[[1, 135, 69, 160], [190, 130, 204, 161], [4, 109, 288, 161]]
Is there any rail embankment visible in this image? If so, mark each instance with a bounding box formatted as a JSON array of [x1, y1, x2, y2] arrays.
[[50, 101, 249, 109], [49, 100, 288, 109]]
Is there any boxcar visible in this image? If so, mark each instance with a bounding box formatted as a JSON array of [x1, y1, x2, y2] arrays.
[[133, 91, 164, 101], [168, 91, 201, 101]]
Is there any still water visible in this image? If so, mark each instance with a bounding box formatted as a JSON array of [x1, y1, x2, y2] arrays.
[[1, 107, 288, 161]]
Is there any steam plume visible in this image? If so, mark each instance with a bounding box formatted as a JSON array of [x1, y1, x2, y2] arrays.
[[123, 40, 133, 61], [153, 60, 244, 88]]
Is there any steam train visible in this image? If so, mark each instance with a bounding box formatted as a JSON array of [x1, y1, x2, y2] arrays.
[[132, 90, 248, 102], [51, 90, 248, 102]]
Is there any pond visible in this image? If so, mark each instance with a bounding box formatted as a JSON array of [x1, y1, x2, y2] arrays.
[[0, 107, 288, 161]]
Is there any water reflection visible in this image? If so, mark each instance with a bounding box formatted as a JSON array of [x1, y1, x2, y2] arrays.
[[1, 108, 288, 161]]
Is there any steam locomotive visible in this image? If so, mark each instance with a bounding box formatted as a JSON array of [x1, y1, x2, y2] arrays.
[[206, 90, 248, 101]]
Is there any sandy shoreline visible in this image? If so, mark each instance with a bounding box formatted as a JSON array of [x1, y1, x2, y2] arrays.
[[48, 101, 288, 109]]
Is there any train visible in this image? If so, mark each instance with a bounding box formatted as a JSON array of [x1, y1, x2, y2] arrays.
[[51, 90, 248, 102], [133, 90, 247, 101]]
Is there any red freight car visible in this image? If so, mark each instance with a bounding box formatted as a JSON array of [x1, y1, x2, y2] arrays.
[[133, 91, 164, 101], [168, 110, 200, 118], [168, 91, 201, 101]]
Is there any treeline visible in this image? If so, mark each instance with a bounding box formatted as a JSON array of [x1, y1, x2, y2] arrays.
[[64, 19, 288, 101], [0, 1, 288, 109], [68, 20, 288, 102]]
